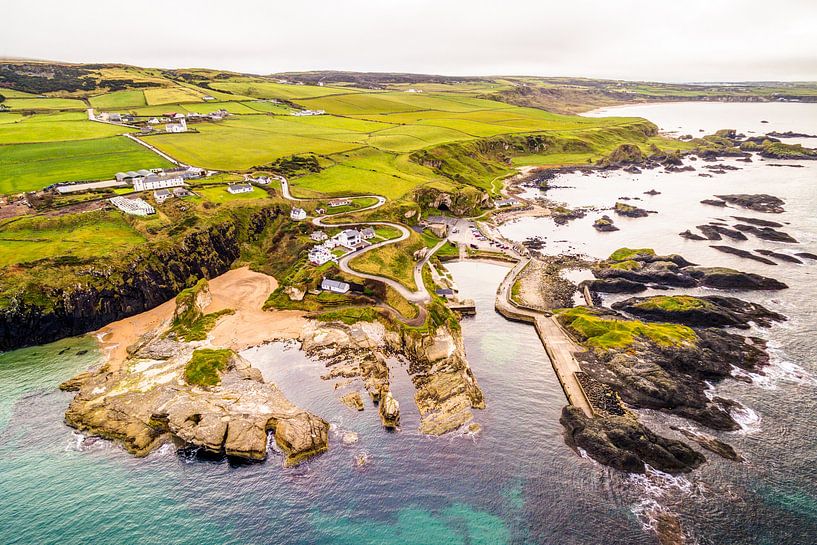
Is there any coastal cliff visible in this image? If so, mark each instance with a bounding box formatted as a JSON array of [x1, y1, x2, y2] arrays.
[[0, 207, 280, 351]]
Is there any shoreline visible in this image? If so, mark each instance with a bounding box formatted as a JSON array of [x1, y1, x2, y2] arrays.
[[92, 266, 306, 371]]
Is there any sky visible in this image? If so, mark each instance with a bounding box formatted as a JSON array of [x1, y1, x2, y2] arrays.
[[2, 0, 816, 82]]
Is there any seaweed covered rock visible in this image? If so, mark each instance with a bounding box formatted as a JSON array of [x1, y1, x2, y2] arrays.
[[593, 215, 619, 232], [560, 406, 705, 474], [599, 143, 644, 167], [613, 201, 652, 218], [612, 295, 786, 329]]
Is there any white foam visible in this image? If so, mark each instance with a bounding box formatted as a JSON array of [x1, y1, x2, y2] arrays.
[[730, 404, 761, 434]]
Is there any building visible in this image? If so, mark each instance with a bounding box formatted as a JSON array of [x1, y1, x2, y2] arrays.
[[360, 227, 375, 240], [227, 183, 253, 194], [308, 246, 332, 266], [133, 173, 184, 192], [173, 187, 191, 198], [153, 189, 172, 204], [334, 229, 362, 249], [110, 196, 155, 216], [290, 207, 307, 221], [148, 117, 160, 125], [203, 95, 216, 101], [310, 231, 328, 242], [115, 169, 153, 184], [321, 278, 350, 294], [166, 118, 187, 133], [328, 198, 351, 208], [322, 238, 337, 249], [494, 198, 518, 208], [291, 109, 326, 117]]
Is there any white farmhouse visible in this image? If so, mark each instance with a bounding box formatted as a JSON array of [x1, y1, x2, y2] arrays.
[[166, 118, 187, 133], [334, 229, 362, 249], [290, 207, 307, 221], [308, 246, 332, 266], [321, 278, 350, 294], [153, 189, 172, 204], [310, 231, 328, 242], [134, 174, 184, 192], [227, 183, 253, 194]]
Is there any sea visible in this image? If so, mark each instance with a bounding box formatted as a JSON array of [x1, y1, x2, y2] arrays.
[[1, 102, 816, 544]]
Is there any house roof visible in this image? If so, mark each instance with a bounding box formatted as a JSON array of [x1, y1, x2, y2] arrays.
[[340, 228, 360, 237], [154, 189, 171, 196], [321, 278, 349, 291]]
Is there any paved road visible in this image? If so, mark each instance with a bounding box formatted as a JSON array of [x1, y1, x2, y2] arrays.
[[279, 177, 436, 303]]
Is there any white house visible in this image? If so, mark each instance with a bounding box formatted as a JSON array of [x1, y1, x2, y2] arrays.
[[328, 198, 351, 208], [166, 118, 187, 133], [321, 278, 350, 294], [334, 229, 362, 249], [291, 207, 307, 221], [494, 198, 518, 208], [227, 183, 253, 194], [110, 196, 155, 216], [133, 174, 184, 192], [360, 227, 375, 240], [148, 117, 160, 125], [310, 231, 328, 242], [322, 238, 338, 249], [153, 189, 172, 204], [308, 246, 332, 266]]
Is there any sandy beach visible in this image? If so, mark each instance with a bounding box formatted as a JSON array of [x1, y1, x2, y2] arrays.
[[94, 267, 306, 370]]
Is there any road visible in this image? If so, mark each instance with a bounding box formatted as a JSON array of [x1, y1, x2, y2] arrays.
[[123, 133, 184, 166], [279, 177, 437, 303]]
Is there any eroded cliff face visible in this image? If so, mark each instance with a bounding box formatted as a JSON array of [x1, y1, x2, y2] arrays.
[[0, 207, 279, 351]]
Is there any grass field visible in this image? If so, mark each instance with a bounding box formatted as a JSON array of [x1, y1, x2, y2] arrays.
[[241, 101, 295, 114], [0, 211, 145, 267], [193, 184, 272, 204], [3, 97, 87, 111], [89, 90, 147, 109], [210, 80, 358, 100], [0, 115, 129, 144], [0, 136, 174, 194], [143, 87, 205, 105], [348, 231, 424, 290], [181, 101, 259, 115], [147, 116, 365, 170]]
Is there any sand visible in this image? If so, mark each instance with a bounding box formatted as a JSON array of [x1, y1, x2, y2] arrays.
[[94, 266, 306, 370]]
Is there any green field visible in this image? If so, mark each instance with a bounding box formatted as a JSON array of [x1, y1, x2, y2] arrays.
[[210, 80, 358, 100], [193, 184, 272, 204], [0, 211, 146, 267], [0, 136, 174, 194], [0, 114, 129, 144], [3, 97, 87, 111], [89, 90, 147, 109]]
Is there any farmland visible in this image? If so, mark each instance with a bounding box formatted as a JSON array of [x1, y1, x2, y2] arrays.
[[0, 210, 145, 267], [2, 97, 86, 111], [89, 90, 147, 109], [0, 136, 173, 194], [0, 114, 129, 144]]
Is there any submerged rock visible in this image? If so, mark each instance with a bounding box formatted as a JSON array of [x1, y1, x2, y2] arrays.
[[679, 229, 707, 241], [731, 216, 783, 228], [700, 199, 727, 207], [755, 250, 803, 264], [732, 224, 798, 243], [670, 426, 743, 462], [714, 194, 785, 214], [560, 406, 705, 474], [709, 245, 777, 265]]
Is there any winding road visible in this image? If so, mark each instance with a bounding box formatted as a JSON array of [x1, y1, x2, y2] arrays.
[[278, 177, 436, 303]]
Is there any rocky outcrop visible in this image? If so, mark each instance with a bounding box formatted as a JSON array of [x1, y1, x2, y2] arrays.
[[732, 224, 798, 243], [64, 339, 328, 466], [679, 229, 707, 241], [709, 245, 777, 265], [560, 407, 705, 474], [302, 319, 485, 436], [414, 186, 489, 216], [612, 295, 786, 329], [614, 201, 652, 218], [558, 306, 770, 431], [379, 389, 400, 428], [584, 250, 788, 293], [670, 426, 743, 462], [714, 194, 785, 213], [0, 207, 280, 351], [593, 215, 619, 231], [755, 250, 803, 264], [599, 143, 645, 167]]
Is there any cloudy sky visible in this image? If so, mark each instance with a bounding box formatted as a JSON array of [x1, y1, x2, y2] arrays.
[[3, 0, 815, 81]]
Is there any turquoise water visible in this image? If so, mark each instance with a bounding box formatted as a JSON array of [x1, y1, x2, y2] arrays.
[[2, 103, 817, 544]]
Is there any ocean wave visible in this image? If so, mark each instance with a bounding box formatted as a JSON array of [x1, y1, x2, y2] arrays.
[[730, 404, 762, 434]]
